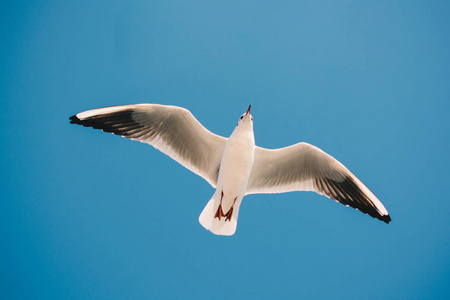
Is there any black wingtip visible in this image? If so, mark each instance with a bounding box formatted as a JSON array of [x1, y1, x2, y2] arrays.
[[381, 214, 391, 224], [69, 115, 81, 124]]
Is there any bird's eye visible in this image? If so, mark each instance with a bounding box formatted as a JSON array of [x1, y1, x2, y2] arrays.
[[240, 116, 243, 120], [251, 117, 253, 121]]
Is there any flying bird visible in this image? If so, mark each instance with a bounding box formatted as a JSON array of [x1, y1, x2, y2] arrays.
[[70, 104, 391, 235]]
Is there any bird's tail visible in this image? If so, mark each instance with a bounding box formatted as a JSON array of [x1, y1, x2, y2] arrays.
[[199, 191, 241, 236]]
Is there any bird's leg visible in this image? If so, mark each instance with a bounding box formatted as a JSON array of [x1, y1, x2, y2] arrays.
[[214, 191, 225, 220], [224, 197, 237, 222]]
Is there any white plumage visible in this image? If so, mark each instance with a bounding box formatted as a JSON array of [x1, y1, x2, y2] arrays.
[[70, 104, 391, 236]]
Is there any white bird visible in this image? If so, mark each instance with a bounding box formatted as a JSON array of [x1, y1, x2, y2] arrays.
[[70, 104, 391, 236]]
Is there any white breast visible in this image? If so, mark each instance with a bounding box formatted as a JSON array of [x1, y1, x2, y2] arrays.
[[217, 128, 255, 198]]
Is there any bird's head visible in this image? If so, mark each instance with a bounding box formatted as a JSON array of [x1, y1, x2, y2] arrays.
[[237, 105, 253, 127], [232, 104, 254, 138]]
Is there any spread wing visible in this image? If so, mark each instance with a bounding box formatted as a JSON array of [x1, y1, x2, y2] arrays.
[[70, 104, 227, 187], [246, 142, 390, 223]]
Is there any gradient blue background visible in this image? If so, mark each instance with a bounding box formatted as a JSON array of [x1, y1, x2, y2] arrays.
[[1, 1, 449, 299]]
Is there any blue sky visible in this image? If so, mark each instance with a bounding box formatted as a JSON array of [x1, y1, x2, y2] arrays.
[[1, 1, 449, 299]]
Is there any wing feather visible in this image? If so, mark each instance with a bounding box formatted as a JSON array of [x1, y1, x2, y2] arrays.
[[247, 142, 391, 223], [70, 104, 227, 187]]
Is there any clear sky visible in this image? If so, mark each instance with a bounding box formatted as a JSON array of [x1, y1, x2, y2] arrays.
[[1, 1, 449, 299]]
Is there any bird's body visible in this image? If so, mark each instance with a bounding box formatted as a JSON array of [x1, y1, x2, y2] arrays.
[[199, 107, 255, 235], [70, 104, 391, 236], [218, 114, 255, 198]]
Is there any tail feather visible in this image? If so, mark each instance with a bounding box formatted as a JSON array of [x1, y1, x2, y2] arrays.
[[199, 192, 241, 236]]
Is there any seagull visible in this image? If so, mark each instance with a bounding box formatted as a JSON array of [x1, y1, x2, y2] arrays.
[[70, 104, 391, 236]]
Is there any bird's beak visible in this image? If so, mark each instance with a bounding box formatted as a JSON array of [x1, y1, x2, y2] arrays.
[[246, 105, 251, 115]]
